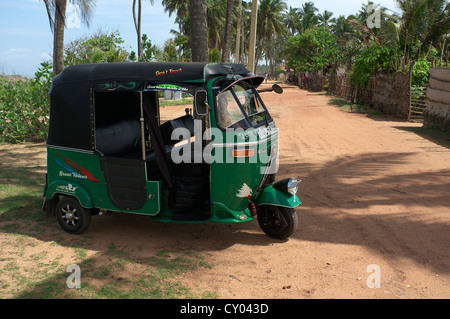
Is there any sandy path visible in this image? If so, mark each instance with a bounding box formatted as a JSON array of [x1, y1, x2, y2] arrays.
[[2, 83, 449, 299], [171, 83, 450, 298]]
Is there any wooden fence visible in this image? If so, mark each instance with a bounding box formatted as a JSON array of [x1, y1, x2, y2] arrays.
[[301, 72, 411, 120], [409, 87, 426, 122]]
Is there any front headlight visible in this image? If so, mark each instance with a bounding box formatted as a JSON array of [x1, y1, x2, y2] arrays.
[[273, 178, 301, 195]]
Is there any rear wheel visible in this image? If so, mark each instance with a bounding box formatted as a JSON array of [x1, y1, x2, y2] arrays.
[[257, 205, 298, 240], [56, 197, 91, 234]]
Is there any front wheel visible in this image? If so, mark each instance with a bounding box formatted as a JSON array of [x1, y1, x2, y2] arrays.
[[56, 197, 91, 234], [257, 205, 298, 240]]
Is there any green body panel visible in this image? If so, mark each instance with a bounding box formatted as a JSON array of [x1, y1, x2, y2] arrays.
[[206, 77, 281, 221], [45, 147, 161, 215], [254, 184, 302, 208], [46, 179, 94, 208]]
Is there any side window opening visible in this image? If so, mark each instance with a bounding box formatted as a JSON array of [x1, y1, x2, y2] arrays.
[[94, 91, 143, 158]]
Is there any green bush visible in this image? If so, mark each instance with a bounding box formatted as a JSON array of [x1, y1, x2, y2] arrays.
[[0, 62, 52, 143], [411, 58, 431, 87], [350, 44, 399, 87]]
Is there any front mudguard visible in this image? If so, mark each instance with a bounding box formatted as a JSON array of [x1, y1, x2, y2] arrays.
[[253, 184, 301, 208]]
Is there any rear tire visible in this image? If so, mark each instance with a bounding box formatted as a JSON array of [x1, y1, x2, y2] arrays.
[[56, 197, 91, 234], [257, 205, 298, 240]]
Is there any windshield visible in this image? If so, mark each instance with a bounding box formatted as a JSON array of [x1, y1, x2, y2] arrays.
[[216, 82, 271, 129]]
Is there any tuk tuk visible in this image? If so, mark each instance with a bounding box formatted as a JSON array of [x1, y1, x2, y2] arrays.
[[43, 62, 301, 239]]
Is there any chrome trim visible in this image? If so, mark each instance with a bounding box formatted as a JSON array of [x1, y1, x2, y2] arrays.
[[212, 132, 279, 148], [46, 144, 94, 154]]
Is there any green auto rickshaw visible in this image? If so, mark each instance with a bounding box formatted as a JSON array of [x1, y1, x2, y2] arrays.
[[43, 62, 301, 239]]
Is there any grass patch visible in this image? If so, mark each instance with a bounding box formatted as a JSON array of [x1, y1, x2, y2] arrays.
[[15, 248, 214, 299], [328, 97, 383, 115], [159, 97, 193, 107], [0, 143, 216, 299]]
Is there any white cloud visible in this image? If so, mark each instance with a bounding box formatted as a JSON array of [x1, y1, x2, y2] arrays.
[[8, 48, 30, 54]]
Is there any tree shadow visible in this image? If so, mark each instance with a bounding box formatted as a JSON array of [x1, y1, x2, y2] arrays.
[[280, 152, 450, 275], [393, 125, 450, 150], [1, 145, 449, 297]]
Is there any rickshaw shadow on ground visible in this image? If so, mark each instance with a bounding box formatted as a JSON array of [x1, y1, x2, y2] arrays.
[[84, 212, 284, 251]]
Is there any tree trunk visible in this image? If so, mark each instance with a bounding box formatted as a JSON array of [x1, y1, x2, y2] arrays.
[[221, 0, 235, 62], [234, 0, 242, 63], [133, 0, 143, 60], [189, 0, 208, 62], [247, 0, 258, 73], [53, 0, 67, 76]]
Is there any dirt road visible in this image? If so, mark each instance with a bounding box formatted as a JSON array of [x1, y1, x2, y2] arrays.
[[2, 83, 449, 299], [172, 83, 450, 298]]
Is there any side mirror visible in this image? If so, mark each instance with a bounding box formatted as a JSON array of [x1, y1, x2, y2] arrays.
[[272, 84, 283, 94], [194, 90, 208, 116]]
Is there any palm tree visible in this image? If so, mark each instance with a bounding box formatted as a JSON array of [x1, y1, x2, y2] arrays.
[[284, 6, 300, 34], [256, 0, 287, 75], [234, 0, 243, 63], [207, 0, 226, 53], [162, 0, 189, 32], [133, 0, 154, 61], [318, 10, 334, 29], [384, 0, 449, 67], [298, 1, 318, 32], [221, 0, 235, 62], [189, 0, 208, 61], [43, 0, 96, 75]]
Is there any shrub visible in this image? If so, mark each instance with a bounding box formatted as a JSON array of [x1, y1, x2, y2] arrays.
[[0, 62, 52, 143]]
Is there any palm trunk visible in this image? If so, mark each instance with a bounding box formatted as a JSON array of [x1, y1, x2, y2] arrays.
[[221, 0, 235, 62], [234, 0, 242, 63], [247, 0, 258, 73], [133, 0, 143, 60], [53, 0, 67, 76], [190, 0, 208, 62]]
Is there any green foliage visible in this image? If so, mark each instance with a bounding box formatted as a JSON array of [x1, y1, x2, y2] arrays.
[[0, 62, 52, 143], [64, 30, 130, 65], [130, 34, 161, 62], [411, 58, 431, 87], [283, 27, 340, 72], [349, 44, 399, 87]]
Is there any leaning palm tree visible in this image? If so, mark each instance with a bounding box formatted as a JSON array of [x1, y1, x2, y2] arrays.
[[133, 0, 154, 61], [42, 0, 96, 75]]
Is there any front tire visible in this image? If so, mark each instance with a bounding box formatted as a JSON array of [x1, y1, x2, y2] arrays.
[[56, 197, 91, 234], [257, 205, 298, 240]]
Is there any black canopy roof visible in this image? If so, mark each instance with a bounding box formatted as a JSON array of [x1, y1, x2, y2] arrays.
[[47, 62, 262, 150], [51, 62, 255, 85]]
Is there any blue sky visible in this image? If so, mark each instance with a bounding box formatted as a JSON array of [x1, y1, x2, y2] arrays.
[[0, 0, 398, 77]]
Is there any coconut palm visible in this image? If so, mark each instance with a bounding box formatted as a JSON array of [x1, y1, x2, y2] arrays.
[[42, 0, 96, 75], [383, 0, 449, 67], [256, 0, 288, 75], [189, 0, 208, 61], [207, 0, 226, 53], [317, 10, 334, 29], [284, 6, 300, 34], [132, 0, 154, 61], [221, 0, 235, 62]]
